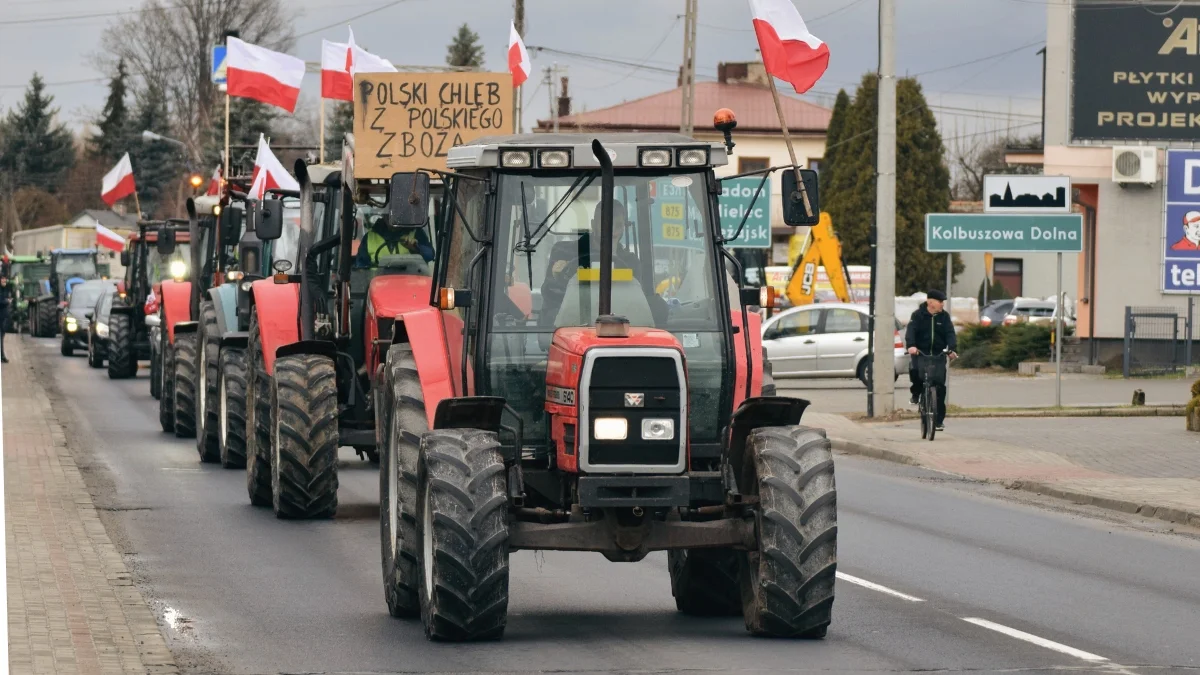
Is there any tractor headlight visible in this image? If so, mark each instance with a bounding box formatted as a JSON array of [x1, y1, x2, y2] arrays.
[[677, 148, 708, 166], [593, 417, 628, 441], [240, 281, 252, 292], [169, 260, 187, 280], [641, 418, 675, 441], [501, 151, 531, 168], [96, 323, 109, 338], [226, 270, 244, 282], [639, 149, 671, 167]]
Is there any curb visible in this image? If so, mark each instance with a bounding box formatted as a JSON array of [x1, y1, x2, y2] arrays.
[[831, 437, 1200, 530], [948, 405, 1184, 418]]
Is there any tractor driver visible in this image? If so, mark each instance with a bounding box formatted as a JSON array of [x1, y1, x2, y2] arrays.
[[354, 214, 434, 269], [539, 200, 667, 326]]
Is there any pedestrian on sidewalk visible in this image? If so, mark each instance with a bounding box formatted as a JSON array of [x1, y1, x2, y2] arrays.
[[0, 273, 11, 363], [906, 289, 956, 429]]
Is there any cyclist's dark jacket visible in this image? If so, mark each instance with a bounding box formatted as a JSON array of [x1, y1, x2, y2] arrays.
[[905, 302, 957, 354]]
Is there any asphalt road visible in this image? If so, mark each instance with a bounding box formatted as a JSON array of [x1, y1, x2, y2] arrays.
[[29, 336, 1200, 674]]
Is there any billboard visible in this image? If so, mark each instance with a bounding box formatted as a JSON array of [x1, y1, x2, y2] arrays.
[[1072, 1, 1200, 141], [1163, 149, 1200, 293]]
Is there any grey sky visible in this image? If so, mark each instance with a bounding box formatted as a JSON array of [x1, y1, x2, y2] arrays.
[[0, 0, 1046, 144]]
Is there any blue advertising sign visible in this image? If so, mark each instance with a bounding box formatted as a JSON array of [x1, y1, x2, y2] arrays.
[[648, 176, 771, 250], [211, 45, 227, 85], [1164, 149, 1200, 293]]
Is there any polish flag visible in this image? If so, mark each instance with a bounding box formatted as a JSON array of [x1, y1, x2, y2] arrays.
[[96, 224, 126, 253], [321, 39, 352, 101], [226, 37, 306, 113], [101, 152, 136, 206], [250, 134, 299, 199], [747, 0, 830, 94], [205, 164, 222, 196], [508, 22, 531, 88], [347, 28, 396, 77]]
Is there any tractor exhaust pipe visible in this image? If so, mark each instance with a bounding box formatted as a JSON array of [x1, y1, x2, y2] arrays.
[[186, 198, 201, 320], [590, 139, 628, 338], [295, 159, 315, 342]]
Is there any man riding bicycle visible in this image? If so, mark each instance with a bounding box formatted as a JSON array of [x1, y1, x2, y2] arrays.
[[905, 289, 957, 431]]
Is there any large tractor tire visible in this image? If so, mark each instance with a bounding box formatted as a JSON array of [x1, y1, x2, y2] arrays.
[[416, 428, 510, 642], [739, 426, 837, 639], [218, 347, 248, 469], [107, 313, 137, 379], [244, 313, 273, 506], [158, 339, 175, 433], [669, 549, 742, 616], [35, 301, 56, 337], [380, 346, 425, 618], [195, 302, 221, 463], [150, 342, 161, 400], [271, 353, 339, 519], [172, 332, 199, 438]]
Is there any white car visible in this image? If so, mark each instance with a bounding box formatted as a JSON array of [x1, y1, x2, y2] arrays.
[[762, 303, 908, 384]]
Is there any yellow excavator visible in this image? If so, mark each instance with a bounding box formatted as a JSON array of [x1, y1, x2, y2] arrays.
[[785, 211, 853, 306]]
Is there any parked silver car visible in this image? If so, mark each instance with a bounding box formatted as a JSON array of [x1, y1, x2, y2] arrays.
[[762, 303, 908, 384]]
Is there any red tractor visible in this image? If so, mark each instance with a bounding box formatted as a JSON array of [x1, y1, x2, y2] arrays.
[[367, 127, 836, 641]]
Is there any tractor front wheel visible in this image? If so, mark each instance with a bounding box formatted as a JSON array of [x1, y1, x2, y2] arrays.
[[158, 339, 175, 432], [172, 332, 198, 438], [244, 314, 273, 507], [218, 347, 248, 469], [195, 302, 220, 462], [380, 346, 425, 618], [271, 354, 339, 519], [417, 428, 510, 642], [107, 313, 137, 379], [739, 426, 837, 639], [669, 549, 742, 616]]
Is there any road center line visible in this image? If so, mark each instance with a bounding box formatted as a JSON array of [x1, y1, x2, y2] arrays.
[[961, 617, 1108, 662], [836, 572, 924, 602]]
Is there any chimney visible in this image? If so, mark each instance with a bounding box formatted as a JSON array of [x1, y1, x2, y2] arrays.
[[717, 61, 768, 86], [557, 76, 571, 119]]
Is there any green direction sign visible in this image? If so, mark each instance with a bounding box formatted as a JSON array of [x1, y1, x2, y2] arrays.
[[925, 213, 1083, 253], [650, 177, 771, 249]]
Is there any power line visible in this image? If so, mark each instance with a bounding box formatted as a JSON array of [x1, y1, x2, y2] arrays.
[[698, 0, 871, 32], [0, 77, 107, 90], [911, 40, 1045, 77], [294, 0, 421, 39]]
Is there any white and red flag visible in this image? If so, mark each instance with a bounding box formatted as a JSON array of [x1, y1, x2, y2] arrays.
[[95, 224, 126, 252], [507, 22, 531, 87], [321, 39, 352, 101], [205, 164, 222, 196], [747, 0, 830, 94], [249, 134, 299, 199], [101, 152, 136, 206], [226, 37, 305, 113], [347, 28, 396, 77]]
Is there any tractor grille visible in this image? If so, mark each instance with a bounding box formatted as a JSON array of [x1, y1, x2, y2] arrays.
[[581, 351, 686, 472]]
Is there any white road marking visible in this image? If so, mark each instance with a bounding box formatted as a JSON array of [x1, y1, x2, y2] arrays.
[[836, 572, 924, 602], [961, 617, 1108, 663]]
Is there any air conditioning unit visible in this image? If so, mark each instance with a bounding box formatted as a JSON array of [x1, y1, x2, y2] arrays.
[[1112, 146, 1158, 184]]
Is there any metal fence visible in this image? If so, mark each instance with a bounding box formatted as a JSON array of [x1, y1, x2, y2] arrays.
[[1122, 303, 1193, 377]]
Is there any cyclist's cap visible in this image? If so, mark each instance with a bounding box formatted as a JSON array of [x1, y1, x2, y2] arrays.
[[926, 289, 946, 301]]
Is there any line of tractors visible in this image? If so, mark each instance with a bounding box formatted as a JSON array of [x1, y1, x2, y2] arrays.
[[43, 116, 842, 643]]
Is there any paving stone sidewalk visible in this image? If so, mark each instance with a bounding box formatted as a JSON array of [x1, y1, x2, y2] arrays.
[[807, 409, 1200, 528], [3, 338, 179, 674]]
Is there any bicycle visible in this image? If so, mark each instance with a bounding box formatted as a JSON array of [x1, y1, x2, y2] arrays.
[[914, 349, 951, 441]]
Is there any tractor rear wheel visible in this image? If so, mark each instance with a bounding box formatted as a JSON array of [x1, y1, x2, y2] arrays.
[[380, 346, 425, 618], [738, 425, 837, 638], [245, 313, 273, 506], [35, 301, 56, 337], [218, 347, 248, 469], [669, 549, 742, 616], [195, 302, 220, 463], [158, 339, 175, 432], [107, 313, 136, 379], [417, 428, 509, 642], [271, 354, 339, 519], [173, 332, 198, 438]]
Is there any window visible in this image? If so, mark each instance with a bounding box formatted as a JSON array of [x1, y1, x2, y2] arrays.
[[807, 158, 823, 176], [768, 309, 818, 339], [993, 258, 1023, 297], [823, 308, 863, 334], [738, 157, 771, 174]]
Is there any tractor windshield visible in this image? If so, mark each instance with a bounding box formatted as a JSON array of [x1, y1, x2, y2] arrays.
[[482, 171, 730, 446], [147, 244, 192, 282], [57, 255, 96, 279]]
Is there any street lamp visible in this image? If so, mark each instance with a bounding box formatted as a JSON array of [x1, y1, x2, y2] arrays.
[[141, 129, 188, 150]]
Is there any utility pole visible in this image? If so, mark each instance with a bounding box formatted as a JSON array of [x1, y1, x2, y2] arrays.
[[872, 0, 897, 417], [514, 0, 524, 133], [545, 63, 565, 132], [679, 0, 698, 136]]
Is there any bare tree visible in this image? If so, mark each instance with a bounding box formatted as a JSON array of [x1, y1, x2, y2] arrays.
[[98, 0, 296, 157], [950, 134, 1042, 201]]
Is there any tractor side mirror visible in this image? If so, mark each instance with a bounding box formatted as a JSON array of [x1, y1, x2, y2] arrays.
[[120, 250, 130, 267], [220, 207, 244, 246], [781, 169, 820, 226], [257, 199, 284, 241], [157, 227, 176, 255], [389, 172, 430, 228]]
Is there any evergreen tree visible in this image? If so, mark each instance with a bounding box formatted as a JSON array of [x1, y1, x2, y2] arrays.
[[446, 23, 485, 69], [325, 101, 353, 162], [90, 60, 130, 163], [126, 83, 181, 216], [823, 73, 960, 295], [0, 73, 76, 194], [820, 89, 851, 182], [202, 97, 279, 175]]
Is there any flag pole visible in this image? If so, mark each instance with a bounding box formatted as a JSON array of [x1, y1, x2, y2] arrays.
[[224, 92, 231, 184], [319, 98, 326, 163], [765, 74, 814, 219], [131, 190, 143, 220]]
